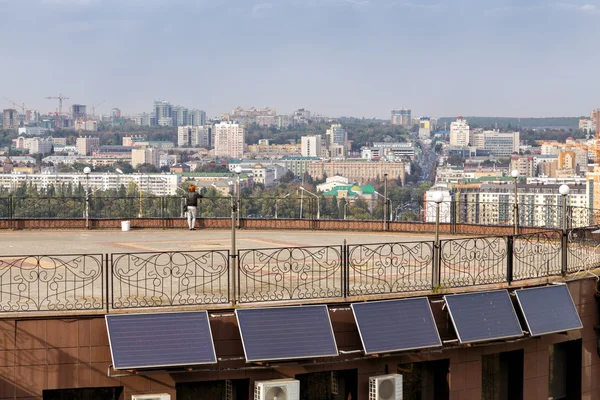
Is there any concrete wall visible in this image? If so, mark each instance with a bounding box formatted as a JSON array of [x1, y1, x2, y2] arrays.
[[0, 278, 597, 399]]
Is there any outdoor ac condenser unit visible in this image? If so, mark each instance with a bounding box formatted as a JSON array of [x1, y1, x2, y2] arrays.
[[369, 374, 403, 400], [131, 395, 171, 400], [254, 378, 300, 400]]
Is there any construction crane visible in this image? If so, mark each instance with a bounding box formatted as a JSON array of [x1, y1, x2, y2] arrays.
[[91, 100, 106, 117], [46, 94, 69, 129]]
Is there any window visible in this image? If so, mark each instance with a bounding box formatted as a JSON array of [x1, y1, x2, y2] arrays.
[[549, 340, 581, 399], [398, 359, 450, 400], [482, 350, 524, 400]]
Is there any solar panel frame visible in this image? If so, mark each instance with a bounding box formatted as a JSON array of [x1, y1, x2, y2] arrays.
[[514, 284, 583, 337], [106, 310, 217, 370], [236, 305, 339, 362], [351, 297, 442, 355], [444, 289, 524, 344]]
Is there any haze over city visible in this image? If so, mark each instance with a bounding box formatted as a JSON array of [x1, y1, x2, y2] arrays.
[[1, 0, 598, 118]]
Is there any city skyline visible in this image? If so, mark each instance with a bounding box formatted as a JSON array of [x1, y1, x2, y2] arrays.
[[0, 0, 598, 119]]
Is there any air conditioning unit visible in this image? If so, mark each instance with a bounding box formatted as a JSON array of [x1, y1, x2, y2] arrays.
[[369, 374, 403, 400], [254, 378, 300, 400], [131, 395, 170, 400]]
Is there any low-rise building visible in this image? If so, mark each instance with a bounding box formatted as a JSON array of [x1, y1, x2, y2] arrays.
[[308, 160, 405, 185]]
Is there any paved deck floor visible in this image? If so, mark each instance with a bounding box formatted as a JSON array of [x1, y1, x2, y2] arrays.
[[0, 229, 449, 255]]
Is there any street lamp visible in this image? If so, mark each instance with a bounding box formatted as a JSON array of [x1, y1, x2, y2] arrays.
[[511, 169, 519, 235], [374, 191, 392, 231], [275, 193, 290, 219], [383, 173, 388, 227], [559, 184, 570, 230], [299, 187, 320, 219], [432, 191, 444, 288], [83, 167, 91, 229], [234, 166, 242, 225]]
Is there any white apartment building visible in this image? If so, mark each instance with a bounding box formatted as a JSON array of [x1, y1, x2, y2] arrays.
[[29, 138, 53, 155], [214, 122, 245, 158], [131, 147, 160, 168], [327, 124, 347, 148], [250, 163, 276, 187], [361, 142, 415, 160], [0, 173, 180, 196], [449, 118, 470, 146], [76, 137, 100, 156], [18, 127, 51, 136], [301, 135, 322, 157], [178, 126, 210, 148]]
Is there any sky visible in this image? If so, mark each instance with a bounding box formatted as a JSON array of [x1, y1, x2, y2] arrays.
[[0, 0, 599, 119]]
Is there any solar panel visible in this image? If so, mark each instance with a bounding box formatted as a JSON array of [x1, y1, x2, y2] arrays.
[[515, 284, 582, 336], [352, 298, 442, 355], [236, 305, 338, 362], [106, 311, 217, 370], [444, 290, 523, 344]]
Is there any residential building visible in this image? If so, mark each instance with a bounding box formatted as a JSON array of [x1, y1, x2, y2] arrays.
[[391, 108, 411, 127], [160, 154, 178, 168], [510, 156, 535, 177], [279, 156, 320, 178], [3, 109, 18, 129], [131, 147, 160, 168], [188, 109, 206, 126], [158, 117, 173, 127], [29, 138, 53, 155], [111, 108, 121, 119], [250, 163, 276, 187], [424, 186, 453, 222], [178, 126, 210, 148], [361, 142, 415, 160], [301, 135, 322, 157], [122, 136, 146, 147], [247, 143, 301, 156], [449, 118, 469, 147], [76, 136, 100, 156], [18, 127, 51, 136], [154, 100, 171, 125], [308, 160, 405, 185], [214, 122, 245, 158], [133, 113, 154, 127], [579, 118, 596, 133], [326, 124, 347, 156], [418, 117, 431, 139], [171, 105, 188, 127], [71, 104, 86, 120], [256, 115, 276, 127]]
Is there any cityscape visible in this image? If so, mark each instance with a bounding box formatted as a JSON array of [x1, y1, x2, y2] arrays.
[[1, 0, 600, 399]]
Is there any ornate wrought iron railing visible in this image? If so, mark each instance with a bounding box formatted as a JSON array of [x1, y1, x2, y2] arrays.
[[0, 253, 104, 312], [347, 241, 433, 295], [110, 250, 230, 309], [237, 245, 343, 303], [0, 226, 598, 314]]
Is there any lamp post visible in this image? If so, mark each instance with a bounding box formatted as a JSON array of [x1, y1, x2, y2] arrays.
[[234, 166, 242, 225], [383, 173, 388, 227], [559, 184, 570, 275], [432, 191, 444, 288], [214, 182, 238, 303], [511, 169, 519, 235], [374, 191, 392, 231], [275, 193, 290, 219], [83, 167, 91, 229], [300, 187, 320, 219]]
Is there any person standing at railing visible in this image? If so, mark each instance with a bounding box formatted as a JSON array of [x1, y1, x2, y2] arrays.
[[186, 185, 202, 230]]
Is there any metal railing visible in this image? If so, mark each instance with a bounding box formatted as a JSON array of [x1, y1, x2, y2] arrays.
[[1, 195, 599, 230], [0, 225, 597, 314]]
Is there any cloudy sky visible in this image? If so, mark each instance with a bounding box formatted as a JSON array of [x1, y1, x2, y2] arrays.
[[0, 0, 598, 118]]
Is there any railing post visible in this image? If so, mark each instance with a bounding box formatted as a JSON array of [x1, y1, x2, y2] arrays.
[[561, 229, 568, 276], [506, 235, 514, 285], [105, 253, 110, 313], [9, 194, 13, 230], [450, 199, 456, 234], [432, 197, 442, 288], [343, 239, 348, 299]]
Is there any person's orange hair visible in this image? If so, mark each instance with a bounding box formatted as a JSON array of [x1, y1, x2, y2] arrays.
[[188, 185, 196, 192]]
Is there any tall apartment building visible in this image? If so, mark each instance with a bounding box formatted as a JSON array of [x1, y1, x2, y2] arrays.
[[178, 126, 210, 148], [71, 104, 87, 120], [391, 108, 411, 127], [188, 109, 206, 126], [510, 156, 535, 177], [213, 122, 245, 158], [449, 118, 469, 147], [154, 100, 171, 124], [2, 109, 18, 129], [131, 147, 160, 168], [133, 113, 154, 127], [418, 117, 431, 139], [111, 108, 121, 119], [301, 135, 322, 157], [76, 136, 100, 156], [171, 106, 188, 127]]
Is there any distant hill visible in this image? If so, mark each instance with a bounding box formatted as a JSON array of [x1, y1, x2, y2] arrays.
[[436, 117, 581, 130]]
